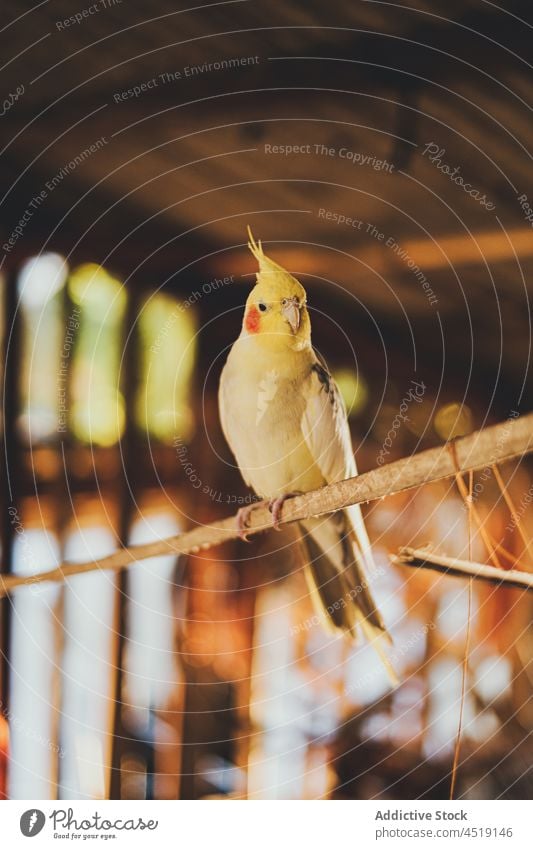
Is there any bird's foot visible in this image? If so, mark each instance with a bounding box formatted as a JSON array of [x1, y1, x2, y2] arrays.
[[236, 504, 256, 542], [268, 491, 302, 531]]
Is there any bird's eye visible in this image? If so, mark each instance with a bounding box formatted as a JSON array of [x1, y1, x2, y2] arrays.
[[258, 302, 267, 312], [281, 298, 288, 307]]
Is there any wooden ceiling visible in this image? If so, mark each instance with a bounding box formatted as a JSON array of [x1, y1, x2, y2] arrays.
[[1, 0, 532, 408]]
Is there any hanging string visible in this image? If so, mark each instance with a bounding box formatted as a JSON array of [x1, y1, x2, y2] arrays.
[[453, 470, 503, 569], [492, 464, 533, 563], [450, 468, 474, 800]]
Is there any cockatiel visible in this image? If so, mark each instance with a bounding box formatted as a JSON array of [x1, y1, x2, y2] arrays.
[[219, 229, 394, 676]]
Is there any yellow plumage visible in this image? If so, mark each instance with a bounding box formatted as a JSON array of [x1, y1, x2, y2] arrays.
[[219, 229, 396, 684]]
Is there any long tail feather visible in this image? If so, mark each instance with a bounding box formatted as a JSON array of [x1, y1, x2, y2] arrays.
[[298, 511, 397, 685], [357, 615, 399, 687]]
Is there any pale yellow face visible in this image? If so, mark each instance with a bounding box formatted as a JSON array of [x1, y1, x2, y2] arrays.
[[243, 274, 311, 351], [242, 229, 312, 351]]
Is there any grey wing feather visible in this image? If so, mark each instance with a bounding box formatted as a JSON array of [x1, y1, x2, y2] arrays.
[[301, 358, 374, 564], [300, 356, 390, 640], [301, 360, 355, 485]]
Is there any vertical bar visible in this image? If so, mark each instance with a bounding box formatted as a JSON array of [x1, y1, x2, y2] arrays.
[[235, 540, 257, 801], [0, 271, 21, 715], [109, 289, 140, 799], [51, 277, 76, 799]]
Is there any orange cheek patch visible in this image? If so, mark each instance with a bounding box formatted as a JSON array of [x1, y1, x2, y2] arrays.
[[245, 306, 260, 333]]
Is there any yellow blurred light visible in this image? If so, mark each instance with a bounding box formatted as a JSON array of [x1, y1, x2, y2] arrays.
[[136, 293, 196, 442], [434, 402, 473, 440], [68, 263, 127, 446], [70, 392, 126, 447], [68, 263, 126, 320], [333, 369, 368, 417]]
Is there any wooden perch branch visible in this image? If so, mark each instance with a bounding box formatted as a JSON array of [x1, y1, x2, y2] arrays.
[[394, 546, 533, 592], [1, 410, 532, 598]]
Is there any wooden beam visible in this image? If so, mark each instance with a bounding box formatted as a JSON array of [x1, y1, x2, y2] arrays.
[[224, 227, 533, 283]]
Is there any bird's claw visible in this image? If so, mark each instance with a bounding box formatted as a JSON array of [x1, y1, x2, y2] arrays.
[[268, 492, 302, 530], [238, 492, 302, 538], [236, 504, 255, 541]]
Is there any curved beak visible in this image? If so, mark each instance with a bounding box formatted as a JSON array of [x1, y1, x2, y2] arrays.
[[281, 297, 301, 334]]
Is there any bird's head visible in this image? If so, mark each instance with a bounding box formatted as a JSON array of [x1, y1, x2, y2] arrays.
[[242, 227, 311, 352]]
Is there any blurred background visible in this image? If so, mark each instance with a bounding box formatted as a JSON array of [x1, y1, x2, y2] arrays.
[[0, 0, 532, 800]]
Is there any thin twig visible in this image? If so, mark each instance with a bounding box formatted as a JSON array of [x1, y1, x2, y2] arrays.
[[394, 546, 533, 591], [2, 411, 533, 598]]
